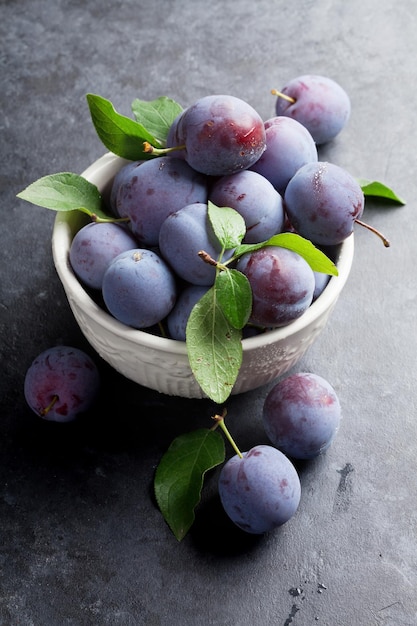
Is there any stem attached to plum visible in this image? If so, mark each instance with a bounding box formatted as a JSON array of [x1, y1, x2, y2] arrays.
[[143, 141, 186, 157], [198, 250, 218, 267], [91, 214, 130, 224], [198, 250, 228, 272], [211, 409, 243, 458], [40, 394, 59, 416], [271, 88, 296, 104], [355, 219, 391, 247]]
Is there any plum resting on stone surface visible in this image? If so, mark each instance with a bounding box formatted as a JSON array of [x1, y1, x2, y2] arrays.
[[218, 444, 301, 534], [24, 346, 100, 422], [166, 94, 266, 176], [284, 161, 364, 246], [237, 246, 315, 327], [263, 372, 342, 460], [274, 74, 351, 144]]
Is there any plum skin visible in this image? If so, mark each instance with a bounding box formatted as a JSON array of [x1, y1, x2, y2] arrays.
[[69, 221, 139, 290], [159, 203, 234, 286], [24, 346, 100, 422], [284, 161, 364, 246], [313, 271, 330, 301], [250, 116, 318, 195], [115, 156, 208, 247], [263, 372, 342, 460], [109, 160, 143, 217], [275, 74, 351, 145], [167, 285, 209, 341], [166, 94, 266, 176], [218, 444, 301, 534], [208, 169, 285, 243], [237, 246, 315, 327], [102, 248, 177, 329]]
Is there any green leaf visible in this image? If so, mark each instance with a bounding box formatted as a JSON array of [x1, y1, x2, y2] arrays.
[[208, 201, 246, 250], [16, 172, 109, 219], [358, 178, 405, 205], [234, 232, 339, 276], [131, 96, 183, 146], [186, 286, 243, 404], [86, 93, 162, 160], [154, 428, 225, 541], [215, 269, 252, 330]]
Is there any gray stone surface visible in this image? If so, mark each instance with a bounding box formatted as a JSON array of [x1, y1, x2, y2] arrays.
[[1, 1, 417, 624]]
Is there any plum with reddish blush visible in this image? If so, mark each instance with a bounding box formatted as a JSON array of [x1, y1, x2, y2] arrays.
[[263, 372, 342, 460], [24, 346, 100, 422], [237, 246, 315, 327], [166, 94, 266, 176]]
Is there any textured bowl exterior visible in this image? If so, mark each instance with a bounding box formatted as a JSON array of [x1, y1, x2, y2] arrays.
[[52, 153, 354, 398]]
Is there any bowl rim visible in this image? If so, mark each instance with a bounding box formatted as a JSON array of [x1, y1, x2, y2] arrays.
[[52, 152, 355, 356]]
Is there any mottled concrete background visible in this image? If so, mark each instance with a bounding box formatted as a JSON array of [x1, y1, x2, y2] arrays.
[[1, 1, 416, 624]]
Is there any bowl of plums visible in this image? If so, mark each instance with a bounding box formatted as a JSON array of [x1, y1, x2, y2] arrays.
[[47, 79, 360, 401]]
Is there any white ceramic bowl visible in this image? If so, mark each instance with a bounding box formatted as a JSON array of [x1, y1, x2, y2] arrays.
[[52, 153, 354, 399]]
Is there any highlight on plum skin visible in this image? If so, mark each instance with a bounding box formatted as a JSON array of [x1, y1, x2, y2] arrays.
[[262, 372, 342, 460], [218, 444, 301, 534], [24, 346, 101, 423]]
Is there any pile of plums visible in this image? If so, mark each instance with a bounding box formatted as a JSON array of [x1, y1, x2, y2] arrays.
[[69, 75, 362, 337]]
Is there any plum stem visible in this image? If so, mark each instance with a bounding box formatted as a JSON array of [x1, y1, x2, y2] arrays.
[[355, 219, 391, 247], [271, 88, 296, 104], [40, 394, 58, 416], [198, 250, 228, 272], [91, 214, 130, 224], [143, 141, 186, 156], [198, 250, 218, 267], [211, 409, 243, 458]]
